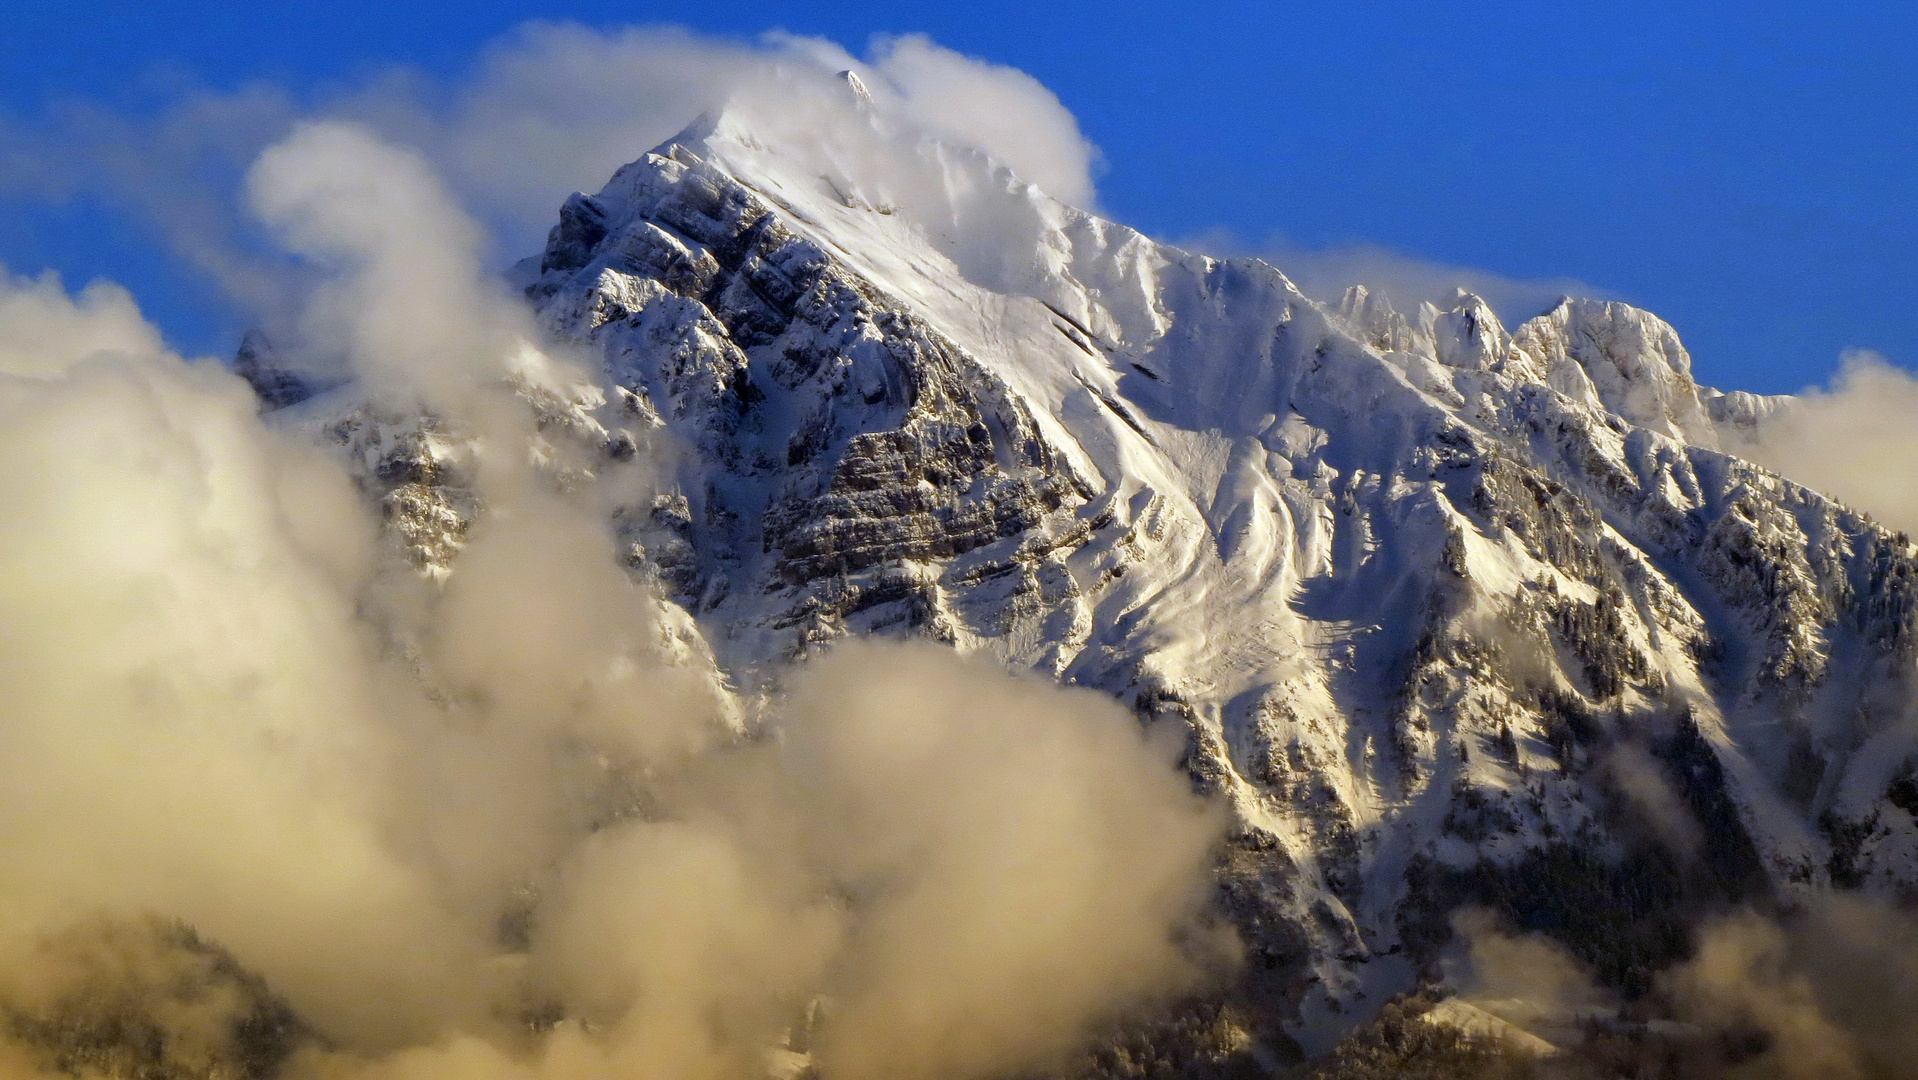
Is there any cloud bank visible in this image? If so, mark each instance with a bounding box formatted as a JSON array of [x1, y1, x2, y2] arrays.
[[0, 122, 1223, 1080]]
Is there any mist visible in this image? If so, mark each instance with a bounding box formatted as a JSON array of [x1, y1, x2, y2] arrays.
[[1721, 349, 1918, 538], [1442, 855, 1918, 1078], [0, 122, 1224, 1080]]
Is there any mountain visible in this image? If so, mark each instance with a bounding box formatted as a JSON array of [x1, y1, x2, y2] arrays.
[[251, 100, 1918, 1068]]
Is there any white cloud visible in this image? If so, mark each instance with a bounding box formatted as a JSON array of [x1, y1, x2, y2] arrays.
[[1723, 349, 1918, 537], [862, 33, 1100, 209], [0, 267, 171, 376], [418, 24, 1103, 246]]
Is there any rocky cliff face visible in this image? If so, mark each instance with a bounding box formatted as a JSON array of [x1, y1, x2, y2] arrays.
[[249, 106, 1918, 1062]]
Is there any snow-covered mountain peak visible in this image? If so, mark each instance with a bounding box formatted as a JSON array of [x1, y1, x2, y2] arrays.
[[538, 93, 1204, 360], [1413, 289, 1511, 372], [1332, 282, 1731, 446], [1337, 284, 1520, 373], [290, 109, 1918, 1064], [1511, 296, 1717, 444]]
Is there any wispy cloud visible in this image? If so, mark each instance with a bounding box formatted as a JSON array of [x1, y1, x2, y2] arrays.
[[1181, 228, 1616, 327]]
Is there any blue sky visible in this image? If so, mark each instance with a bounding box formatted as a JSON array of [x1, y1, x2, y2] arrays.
[[2, 0, 1912, 394]]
